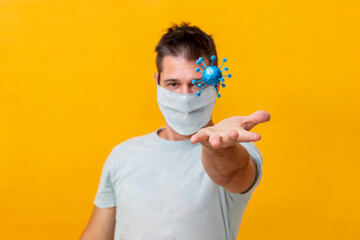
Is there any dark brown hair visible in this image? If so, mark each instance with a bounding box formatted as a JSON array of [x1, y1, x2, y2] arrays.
[[155, 22, 218, 83]]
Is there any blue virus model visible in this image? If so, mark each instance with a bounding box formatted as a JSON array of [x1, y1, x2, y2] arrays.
[[192, 55, 232, 98]]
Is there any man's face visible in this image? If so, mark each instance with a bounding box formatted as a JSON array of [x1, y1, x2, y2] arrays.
[[155, 55, 211, 94]]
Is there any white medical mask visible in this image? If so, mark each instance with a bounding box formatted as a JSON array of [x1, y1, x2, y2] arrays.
[[157, 84, 216, 136]]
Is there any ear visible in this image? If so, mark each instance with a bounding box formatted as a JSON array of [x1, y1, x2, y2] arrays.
[[153, 72, 159, 85]]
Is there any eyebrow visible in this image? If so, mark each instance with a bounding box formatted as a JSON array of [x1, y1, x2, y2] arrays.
[[163, 78, 203, 83], [163, 79, 179, 83]]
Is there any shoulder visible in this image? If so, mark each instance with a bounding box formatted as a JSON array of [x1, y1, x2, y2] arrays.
[[106, 131, 155, 161], [114, 132, 153, 149]]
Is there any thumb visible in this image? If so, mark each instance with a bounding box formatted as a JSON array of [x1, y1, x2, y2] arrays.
[[243, 110, 271, 131]]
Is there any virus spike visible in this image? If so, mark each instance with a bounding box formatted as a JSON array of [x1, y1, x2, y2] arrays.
[[221, 67, 229, 72], [214, 86, 221, 98], [221, 83, 226, 88], [223, 74, 232, 78], [218, 77, 225, 82], [193, 79, 204, 84], [197, 57, 207, 69], [210, 55, 216, 66], [200, 60, 207, 69], [196, 84, 207, 96], [197, 83, 203, 88], [195, 67, 204, 72], [219, 58, 227, 70]]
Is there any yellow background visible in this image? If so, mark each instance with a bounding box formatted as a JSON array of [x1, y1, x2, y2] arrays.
[[1, 0, 359, 239]]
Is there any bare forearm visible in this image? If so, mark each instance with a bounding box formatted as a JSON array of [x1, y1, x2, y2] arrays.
[[201, 144, 250, 186], [79, 206, 115, 240]]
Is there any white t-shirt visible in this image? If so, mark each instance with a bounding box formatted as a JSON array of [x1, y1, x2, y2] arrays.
[[94, 128, 263, 240]]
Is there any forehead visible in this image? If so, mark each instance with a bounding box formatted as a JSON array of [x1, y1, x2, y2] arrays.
[[162, 55, 196, 71], [161, 55, 210, 80]]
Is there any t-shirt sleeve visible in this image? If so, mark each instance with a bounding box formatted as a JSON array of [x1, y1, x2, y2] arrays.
[[93, 147, 117, 208], [226, 142, 263, 199]]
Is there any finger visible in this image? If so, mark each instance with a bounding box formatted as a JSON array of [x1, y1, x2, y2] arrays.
[[208, 134, 221, 149], [190, 130, 209, 144], [222, 130, 239, 146], [243, 110, 271, 131], [236, 130, 261, 142]]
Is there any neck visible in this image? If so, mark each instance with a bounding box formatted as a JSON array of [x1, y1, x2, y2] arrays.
[[158, 119, 214, 141]]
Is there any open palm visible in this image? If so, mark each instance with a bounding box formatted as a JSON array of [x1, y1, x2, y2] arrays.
[[190, 110, 271, 149]]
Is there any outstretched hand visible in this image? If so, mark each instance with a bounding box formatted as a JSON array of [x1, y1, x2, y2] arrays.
[[190, 110, 271, 149]]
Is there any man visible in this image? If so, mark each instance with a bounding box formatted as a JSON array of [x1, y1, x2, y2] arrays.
[[80, 23, 270, 240]]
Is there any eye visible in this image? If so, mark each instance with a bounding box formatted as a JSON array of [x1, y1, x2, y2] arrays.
[[168, 83, 177, 87]]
